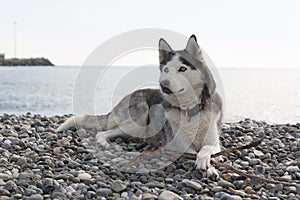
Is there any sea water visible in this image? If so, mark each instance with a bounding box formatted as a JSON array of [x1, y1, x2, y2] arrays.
[[0, 66, 299, 124]]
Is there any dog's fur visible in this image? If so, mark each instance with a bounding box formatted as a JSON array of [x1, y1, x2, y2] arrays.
[[56, 35, 223, 178]]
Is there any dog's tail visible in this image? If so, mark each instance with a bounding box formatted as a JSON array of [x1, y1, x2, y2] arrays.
[[56, 114, 109, 132]]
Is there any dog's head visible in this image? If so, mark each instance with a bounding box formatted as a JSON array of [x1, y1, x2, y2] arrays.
[[158, 35, 216, 109]]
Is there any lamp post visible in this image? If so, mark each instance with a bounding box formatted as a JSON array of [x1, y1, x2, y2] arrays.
[[14, 21, 17, 58]]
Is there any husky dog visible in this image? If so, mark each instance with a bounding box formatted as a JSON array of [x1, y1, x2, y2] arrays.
[[57, 35, 223, 177]]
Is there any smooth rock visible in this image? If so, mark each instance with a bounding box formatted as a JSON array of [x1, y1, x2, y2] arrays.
[[220, 193, 242, 200], [111, 180, 128, 192], [78, 172, 92, 181], [159, 190, 183, 200], [286, 166, 299, 173], [96, 188, 113, 197], [182, 179, 203, 190], [0, 189, 10, 196], [218, 180, 235, 188], [143, 193, 158, 199], [27, 194, 44, 200], [0, 173, 12, 181]]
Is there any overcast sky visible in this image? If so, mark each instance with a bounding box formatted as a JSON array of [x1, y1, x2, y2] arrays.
[[0, 0, 299, 68]]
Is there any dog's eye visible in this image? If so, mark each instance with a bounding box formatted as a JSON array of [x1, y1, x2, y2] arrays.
[[178, 66, 187, 72], [164, 67, 169, 73]]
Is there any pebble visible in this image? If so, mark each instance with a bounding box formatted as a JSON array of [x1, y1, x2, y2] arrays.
[[253, 149, 264, 157], [111, 180, 128, 192], [0, 188, 10, 196], [78, 172, 92, 181], [27, 194, 44, 200], [275, 184, 283, 191], [220, 193, 242, 200], [182, 179, 203, 190], [143, 193, 158, 199], [0, 173, 12, 181], [159, 190, 183, 200], [96, 188, 113, 197], [218, 180, 235, 189], [244, 186, 253, 194], [286, 166, 299, 173], [3, 180, 17, 191]]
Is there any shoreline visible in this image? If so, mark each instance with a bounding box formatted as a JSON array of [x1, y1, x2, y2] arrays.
[[0, 58, 54, 66], [0, 113, 299, 199]]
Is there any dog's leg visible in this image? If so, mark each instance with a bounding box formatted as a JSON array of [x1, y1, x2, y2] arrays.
[[95, 128, 126, 149], [195, 124, 221, 179], [95, 118, 150, 149], [196, 143, 220, 178], [56, 114, 109, 132]]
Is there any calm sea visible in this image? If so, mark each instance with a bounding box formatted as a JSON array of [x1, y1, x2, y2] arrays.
[[0, 66, 299, 124]]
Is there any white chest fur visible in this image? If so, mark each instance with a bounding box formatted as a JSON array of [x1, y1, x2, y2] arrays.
[[165, 109, 215, 153]]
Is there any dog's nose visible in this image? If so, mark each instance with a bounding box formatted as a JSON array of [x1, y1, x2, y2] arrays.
[[160, 79, 170, 87], [160, 80, 173, 94]]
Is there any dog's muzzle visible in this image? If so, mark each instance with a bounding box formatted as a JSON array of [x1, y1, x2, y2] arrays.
[[160, 80, 173, 94], [160, 85, 173, 94]]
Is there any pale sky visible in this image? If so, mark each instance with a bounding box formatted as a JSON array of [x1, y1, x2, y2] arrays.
[[0, 0, 299, 68]]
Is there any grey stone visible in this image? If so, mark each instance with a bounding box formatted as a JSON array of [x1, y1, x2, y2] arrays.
[[0, 173, 12, 181], [165, 178, 174, 183], [66, 186, 76, 193], [159, 190, 183, 200], [96, 188, 113, 197], [143, 193, 158, 199], [211, 186, 224, 192], [78, 172, 92, 181], [145, 181, 164, 188], [220, 193, 242, 200], [18, 172, 32, 180], [217, 180, 235, 188], [36, 127, 45, 133], [4, 180, 17, 191], [0, 188, 10, 196], [284, 186, 297, 194], [275, 184, 283, 191], [182, 179, 203, 190], [27, 194, 44, 200], [16, 157, 27, 166], [111, 180, 128, 192], [286, 166, 299, 173], [265, 184, 275, 191], [280, 175, 292, 182], [255, 166, 266, 175], [24, 188, 36, 196], [51, 192, 66, 199], [249, 159, 260, 165]]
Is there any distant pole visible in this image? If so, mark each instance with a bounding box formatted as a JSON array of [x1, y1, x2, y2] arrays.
[[13, 21, 17, 58]]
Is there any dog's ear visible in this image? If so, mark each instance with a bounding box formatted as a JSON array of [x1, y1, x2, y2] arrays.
[[185, 35, 203, 61], [159, 38, 174, 64]]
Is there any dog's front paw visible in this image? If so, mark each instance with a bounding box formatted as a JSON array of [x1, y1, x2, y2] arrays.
[[196, 148, 219, 179], [96, 133, 110, 149]]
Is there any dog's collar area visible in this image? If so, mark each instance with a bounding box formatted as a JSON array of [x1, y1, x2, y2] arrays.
[[163, 98, 205, 121], [184, 103, 204, 121]]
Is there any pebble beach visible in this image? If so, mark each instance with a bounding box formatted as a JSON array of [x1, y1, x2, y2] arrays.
[[0, 113, 299, 200]]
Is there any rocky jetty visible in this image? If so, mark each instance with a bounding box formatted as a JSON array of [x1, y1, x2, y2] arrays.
[[0, 58, 54, 66], [0, 113, 299, 199]]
